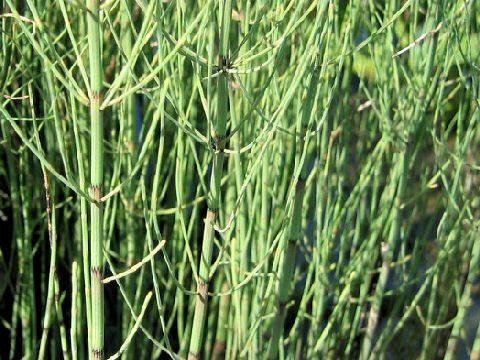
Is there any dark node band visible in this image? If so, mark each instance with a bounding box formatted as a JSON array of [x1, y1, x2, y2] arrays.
[[90, 184, 103, 204], [93, 348, 104, 359], [287, 238, 297, 246], [279, 299, 289, 309], [296, 177, 306, 190], [210, 132, 229, 152], [91, 266, 104, 279], [207, 207, 219, 215], [90, 90, 102, 102], [198, 281, 209, 303], [213, 55, 235, 74]]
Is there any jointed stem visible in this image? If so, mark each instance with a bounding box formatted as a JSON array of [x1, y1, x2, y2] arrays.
[[188, 2, 232, 358], [87, 0, 104, 358], [266, 36, 321, 357]]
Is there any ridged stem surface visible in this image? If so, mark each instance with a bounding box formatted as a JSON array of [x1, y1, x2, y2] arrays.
[[87, 0, 104, 358]]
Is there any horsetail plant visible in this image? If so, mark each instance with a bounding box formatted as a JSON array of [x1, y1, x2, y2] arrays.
[[2, 1, 480, 359], [188, 1, 232, 358], [267, 41, 321, 360], [87, 0, 105, 358]]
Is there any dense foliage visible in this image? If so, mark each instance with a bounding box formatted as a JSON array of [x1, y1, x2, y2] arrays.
[[1, 0, 480, 359]]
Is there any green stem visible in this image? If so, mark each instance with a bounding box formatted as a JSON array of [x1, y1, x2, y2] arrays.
[[38, 174, 57, 360], [87, 0, 104, 358], [267, 64, 319, 359], [70, 90, 92, 358], [71, 262, 79, 360], [212, 282, 231, 360], [54, 274, 70, 360], [188, 2, 231, 358]]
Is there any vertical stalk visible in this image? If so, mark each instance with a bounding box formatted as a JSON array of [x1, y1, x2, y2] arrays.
[[267, 65, 319, 359], [71, 261, 79, 360], [87, 0, 104, 358], [361, 1, 443, 357], [188, 1, 231, 358], [361, 154, 406, 360], [38, 174, 57, 360], [119, 3, 137, 359], [19, 168, 35, 358], [307, 100, 330, 358], [229, 84, 249, 356], [2, 115, 24, 360], [212, 282, 230, 360], [70, 89, 92, 358], [20, 82, 35, 360], [54, 274, 70, 360]]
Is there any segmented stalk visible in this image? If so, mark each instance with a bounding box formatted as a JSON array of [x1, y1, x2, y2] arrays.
[[2, 107, 25, 360], [87, 0, 104, 358], [188, 2, 231, 358], [361, 1, 443, 357], [361, 154, 406, 360], [211, 282, 230, 360], [267, 65, 319, 359], [70, 89, 92, 359], [119, 3, 137, 359], [38, 173, 56, 360]]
